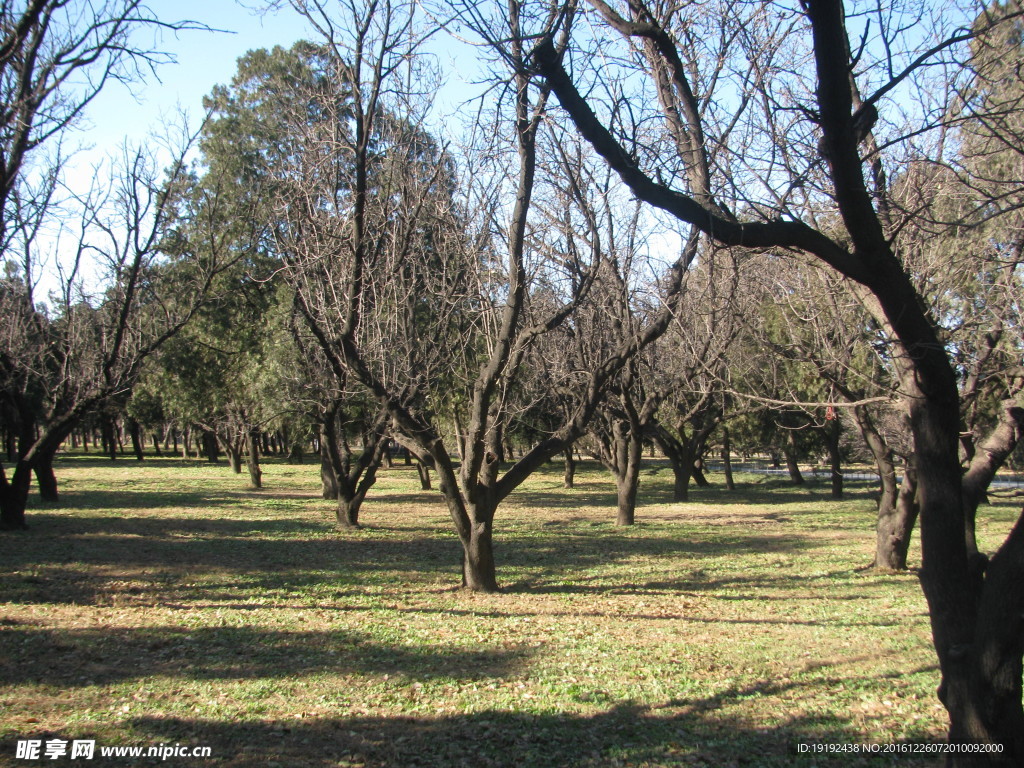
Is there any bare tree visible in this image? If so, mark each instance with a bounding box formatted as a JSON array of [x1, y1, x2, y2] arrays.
[[0, 135, 226, 527], [271, 0, 693, 591], [534, 0, 1024, 757]]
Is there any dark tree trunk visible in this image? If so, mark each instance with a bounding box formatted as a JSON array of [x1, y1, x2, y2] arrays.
[[822, 419, 843, 499], [416, 461, 431, 490], [129, 419, 144, 461], [7, 427, 18, 461], [321, 415, 341, 500], [33, 449, 59, 502], [101, 418, 117, 461], [201, 431, 218, 463], [151, 433, 162, 457], [783, 433, 804, 485], [671, 461, 692, 502], [246, 428, 262, 489], [461, 517, 499, 592], [224, 441, 242, 474], [336, 492, 360, 528], [961, 402, 1024, 558], [721, 426, 735, 491], [563, 446, 576, 489], [0, 461, 32, 529], [320, 405, 389, 528]]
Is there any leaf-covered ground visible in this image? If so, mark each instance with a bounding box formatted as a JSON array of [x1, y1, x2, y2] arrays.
[[2, 455, 1015, 767]]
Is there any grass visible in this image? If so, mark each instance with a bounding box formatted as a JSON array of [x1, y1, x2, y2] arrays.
[[1, 454, 1018, 767]]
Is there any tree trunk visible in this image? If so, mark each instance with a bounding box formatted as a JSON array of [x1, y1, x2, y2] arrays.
[[615, 474, 638, 525], [320, 438, 338, 500], [671, 461, 692, 502], [783, 433, 804, 485], [614, 426, 643, 526], [101, 418, 117, 461], [823, 419, 843, 499], [721, 426, 735, 491], [336, 487, 363, 527], [852, 405, 906, 570], [201, 430, 218, 463], [563, 446, 576, 489], [224, 442, 242, 473], [245, 428, 262, 489], [0, 461, 32, 529], [692, 457, 710, 487], [129, 419, 144, 461], [151, 433, 162, 457], [461, 518, 499, 592], [873, 456, 918, 571], [416, 461, 431, 490], [33, 450, 59, 502]]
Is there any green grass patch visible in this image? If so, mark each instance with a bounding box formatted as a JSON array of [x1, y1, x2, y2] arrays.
[[0, 454, 991, 766]]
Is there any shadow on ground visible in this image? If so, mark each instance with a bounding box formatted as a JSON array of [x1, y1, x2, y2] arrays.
[[0, 620, 529, 688], [0, 693, 941, 768], [0, 509, 821, 607]]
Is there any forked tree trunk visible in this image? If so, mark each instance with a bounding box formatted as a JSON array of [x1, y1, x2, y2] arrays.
[[853, 404, 907, 571], [873, 457, 918, 571]]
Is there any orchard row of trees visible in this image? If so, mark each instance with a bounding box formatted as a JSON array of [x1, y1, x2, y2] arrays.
[[3, 0, 1024, 761]]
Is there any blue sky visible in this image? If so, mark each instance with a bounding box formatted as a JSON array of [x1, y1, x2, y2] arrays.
[[78, 0, 484, 156], [80, 1, 313, 150]]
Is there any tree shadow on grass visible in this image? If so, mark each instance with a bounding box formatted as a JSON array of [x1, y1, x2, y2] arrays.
[[98, 697, 942, 768], [0, 512, 820, 607], [0, 620, 530, 689]]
